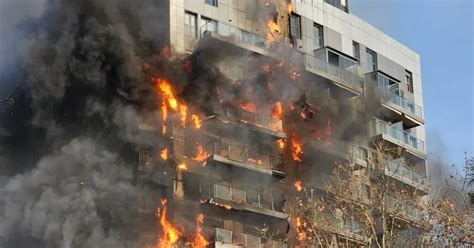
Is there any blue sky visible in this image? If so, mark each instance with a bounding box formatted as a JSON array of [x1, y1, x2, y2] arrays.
[[351, 0, 474, 170]]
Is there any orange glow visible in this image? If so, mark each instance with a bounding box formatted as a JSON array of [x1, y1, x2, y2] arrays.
[[191, 114, 202, 129], [192, 214, 209, 248], [156, 78, 178, 110], [289, 68, 301, 81], [177, 163, 188, 170], [266, 19, 280, 44], [294, 180, 303, 192], [192, 143, 209, 162], [271, 101, 283, 120], [277, 139, 285, 149], [240, 101, 257, 113], [291, 132, 303, 162], [157, 199, 181, 247], [247, 157, 263, 165], [262, 64, 271, 73], [296, 217, 306, 241], [288, 3, 294, 13], [179, 105, 187, 126], [160, 148, 168, 161]]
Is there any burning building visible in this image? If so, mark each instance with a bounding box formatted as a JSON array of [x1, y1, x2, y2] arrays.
[[0, 0, 429, 247], [135, 0, 428, 247]]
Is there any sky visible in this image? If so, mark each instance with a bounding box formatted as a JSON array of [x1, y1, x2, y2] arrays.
[[351, 0, 474, 172]]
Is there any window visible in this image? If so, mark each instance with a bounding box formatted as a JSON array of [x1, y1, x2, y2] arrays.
[[352, 41, 360, 61], [324, 0, 348, 12], [313, 23, 324, 49], [405, 70, 413, 93], [290, 13, 301, 38], [366, 48, 377, 72], [205, 0, 218, 7], [200, 17, 218, 36], [184, 12, 197, 38]]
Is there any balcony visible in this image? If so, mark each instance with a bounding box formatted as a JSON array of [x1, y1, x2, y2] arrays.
[[384, 160, 428, 192], [304, 49, 363, 95], [200, 22, 280, 60], [386, 196, 428, 225], [203, 140, 286, 178], [367, 72, 424, 128], [211, 228, 287, 248], [368, 119, 426, 160], [201, 183, 287, 220], [211, 103, 286, 139]]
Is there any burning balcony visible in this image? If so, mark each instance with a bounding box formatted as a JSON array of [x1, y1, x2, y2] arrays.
[[210, 103, 286, 139], [367, 72, 424, 128], [304, 48, 364, 96], [200, 22, 280, 61], [211, 228, 287, 248], [368, 119, 426, 160], [200, 183, 287, 220]]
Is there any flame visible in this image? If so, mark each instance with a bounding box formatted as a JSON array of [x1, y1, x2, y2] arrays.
[[192, 214, 209, 248], [296, 217, 306, 241], [277, 139, 285, 149], [179, 105, 187, 126], [161, 103, 168, 135], [291, 132, 303, 162], [288, 3, 294, 13], [240, 101, 257, 113], [192, 143, 209, 162], [177, 163, 188, 170], [191, 114, 202, 129], [294, 180, 303, 192], [160, 148, 168, 161], [266, 19, 280, 44], [247, 157, 263, 165], [157, 199, 181, 248], [156, 78, 178, 110], [271, 101, 283, 120]]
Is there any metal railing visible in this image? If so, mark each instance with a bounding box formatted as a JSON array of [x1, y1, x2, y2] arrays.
[[201, 22, 268, 49], [304, 54, 364, 90], [369, 119, 425, 154], [203, 139, 284, 172], [385, 160, 427, 189], [201, 183, 284, 212], [214, 103, 283, 132]]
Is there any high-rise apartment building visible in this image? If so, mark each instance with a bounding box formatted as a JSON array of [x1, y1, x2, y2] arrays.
[[136, 0, 428, 247]]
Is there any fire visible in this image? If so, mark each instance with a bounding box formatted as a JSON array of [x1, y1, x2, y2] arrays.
[[271, 101, 283, 120], [177, 163, 188, 170], [294, 180, 303, 192], [291, 132, 303, 162], [160, 148, 168, 161], [277, 139, 285, 149], [179, 105, 187, 126], [156, 78, 178, 110], [192, 142, 209, 162], [296, 217, 306, 241], [240, 101, 257, 113], [288, 3, 294, 13], [191, 214, 209, 248], [157, 199, 181, 248], [247, 157, 263, 165], [191, 114, 202, 129], [266, 19, 280, 44]]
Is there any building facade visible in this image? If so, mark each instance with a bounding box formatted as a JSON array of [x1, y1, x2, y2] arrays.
[[137, 0, 428, 247]]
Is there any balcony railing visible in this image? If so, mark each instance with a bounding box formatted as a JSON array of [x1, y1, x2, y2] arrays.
[[385, 160, 428, 190], [304, 54, 364, 91], [214, 103, 284, 133], [201, 183, 284, 212], [201, 22, 268, 49], [369, 72, 423, 119], [214, 228, 261, 247], [386, 196, 427, 222], [203, 140, 284, 172], [369, 119, 425, 154]]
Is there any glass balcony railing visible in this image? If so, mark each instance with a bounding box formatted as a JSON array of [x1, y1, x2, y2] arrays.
[[385, 160, 427, 189], [201, 22, 268, 49], [304, 54, 364, 90], [214, 228, 261, 247], [203, 139, 284, 172], [369, 72, 423, 119], [201, 183, 284, 212], [386, 196, 427, 221], [369, 119, 425, 154]]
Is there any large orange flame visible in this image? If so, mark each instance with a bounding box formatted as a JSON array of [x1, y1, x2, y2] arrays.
[[240, 101, 257, 113], [277, 139, 285, 150], [291, 132, 303, 162], [266, 19, 280, 44], [191, 114, 202, 129], [192, 142, 209, 163], [160, 148, 168, 161], [191, 214, 209, 248], [294, 180, 303, 192], [271, 101, 283, 120], [157, 199, 181, 248]]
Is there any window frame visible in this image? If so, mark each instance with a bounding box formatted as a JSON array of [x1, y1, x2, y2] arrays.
[[290, 13, 301, 39], [184, 11, 197, 38], [204, 0, 218, 7], [366, 48, 377, 72], [313, 22, 324, 49], [405, 70, 414, 93], [352, 41, 360, 61]]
